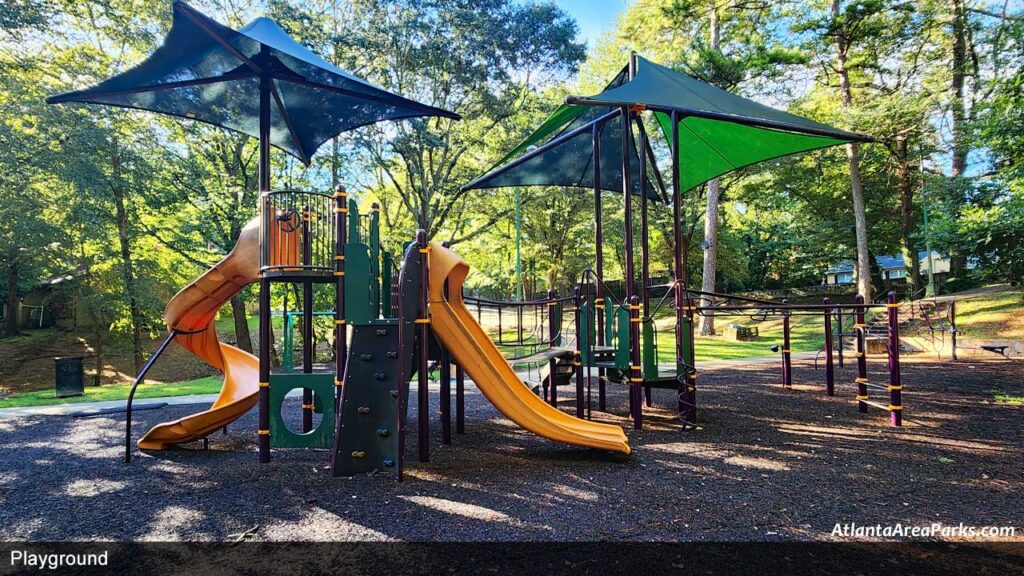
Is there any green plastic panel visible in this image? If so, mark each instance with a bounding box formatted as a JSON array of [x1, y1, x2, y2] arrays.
[[679, 312, 695, 377], [642, 318, 658, 380], [333, 320, 401, 477], [579, 302, 594, 365], [348, 199, 360, 244], [369, 209, 380, 319], [381, 252, 394, 318], [269, 373, 336, 449], [603, 301, 615, 348], [551, 302, 562, 346], [615, 305, 630, 371], [345, 243, 371, 324]]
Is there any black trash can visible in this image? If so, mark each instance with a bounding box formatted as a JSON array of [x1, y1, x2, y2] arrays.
[[55, 356, 85, 398]]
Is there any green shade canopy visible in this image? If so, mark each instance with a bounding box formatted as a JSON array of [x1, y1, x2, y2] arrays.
[[570, 56, 871, 192], [463, 67, 664, 199]]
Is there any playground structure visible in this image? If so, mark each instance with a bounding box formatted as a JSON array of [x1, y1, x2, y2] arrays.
[[48, 4, 914, 481]]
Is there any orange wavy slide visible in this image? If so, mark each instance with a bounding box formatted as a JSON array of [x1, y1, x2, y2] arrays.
[[427, 242, 630, 454], [137, 217, 267, 450]]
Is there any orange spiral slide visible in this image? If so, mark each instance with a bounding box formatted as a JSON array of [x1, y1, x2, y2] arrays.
[[137, 216, 296, 450]]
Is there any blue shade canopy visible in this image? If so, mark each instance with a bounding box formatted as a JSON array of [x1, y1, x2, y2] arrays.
[[47, 2, 459, 164]]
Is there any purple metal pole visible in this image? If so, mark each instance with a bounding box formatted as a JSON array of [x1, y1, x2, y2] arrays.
[[782, 298, 792, 389], [257, 62, 271, 464], [573, 286, 583, 414], [334, 187, 347, 416], [455, 362, 465, 434], [621, 103, 642, 430], [302, 205, 313, 433], [638, 120, 652, 408], [440, 344, 451, 445], [416, 230, 430, 462], [949, 301, 958, 361], [835, 308, 845, 367], [823, 297, 835, 396], [592, 123, 606, 412], [887, 291, 903, 426], [629, 295, 643, 429], [855, 295, 868, 413]]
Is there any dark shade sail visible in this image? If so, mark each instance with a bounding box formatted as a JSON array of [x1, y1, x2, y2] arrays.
[[572, 56, 872, 192], [47, 1, 459, 164], [463, 67, 664, 199]]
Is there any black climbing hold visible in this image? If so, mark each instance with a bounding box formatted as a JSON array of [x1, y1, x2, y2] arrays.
[[360, 353, 373, 361], [357, 406, 371, 414], [376, 428, 389, 437], [375, 329, 388, 336], [374, 372, 386, 381], [386, 351, 398, 359], [382, 459, 395, 468]]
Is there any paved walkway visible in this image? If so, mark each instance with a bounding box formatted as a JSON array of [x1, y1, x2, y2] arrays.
[[0, 352, 817, 419]]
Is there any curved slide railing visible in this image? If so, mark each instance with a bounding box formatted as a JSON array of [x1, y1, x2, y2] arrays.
[[427, 242, 630, 454], [135, 217, 266, 451]]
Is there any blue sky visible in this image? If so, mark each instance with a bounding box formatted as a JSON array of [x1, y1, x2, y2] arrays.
[[554, 0, 633, 48]]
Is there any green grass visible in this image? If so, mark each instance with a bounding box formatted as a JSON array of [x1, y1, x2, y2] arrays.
[[0, 376, 223, 409], [654, 315, 827, 363], [993, 391, 1024, 406], [950, 290, 1023, 339]]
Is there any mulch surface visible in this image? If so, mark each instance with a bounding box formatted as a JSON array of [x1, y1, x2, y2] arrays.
[[0, 356, 1021, 543]]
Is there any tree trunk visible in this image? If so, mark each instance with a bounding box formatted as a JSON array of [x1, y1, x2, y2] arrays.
[[111, 138, 145, 373], [92, 331, 104, 386], [832, 0, 872, 302], [4, 259, 19, 337], [948, 0, 970, 278], [896, 137, 921, 296], [699, 1, 722, 336], [699, 178, 721, 335], [230, 294, 253, 353]]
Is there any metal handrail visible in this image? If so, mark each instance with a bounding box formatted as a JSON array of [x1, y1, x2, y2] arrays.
[[124, 329, 179, 463]]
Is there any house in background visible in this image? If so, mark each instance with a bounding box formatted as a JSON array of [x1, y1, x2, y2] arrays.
[[0, 266, 89, 333], [823, 251, 959, 286]]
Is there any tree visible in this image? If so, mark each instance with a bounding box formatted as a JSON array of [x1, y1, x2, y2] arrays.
[[328, 0, 586, 243]]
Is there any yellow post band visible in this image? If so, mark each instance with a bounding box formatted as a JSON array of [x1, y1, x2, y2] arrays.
[[782, 349, 791, 353], [573, 362, 582, 367], [854, 323, 866, 328], [630, 318, 642, 323], [630, 365, 642, 370], [336, 207, 349, 214], [334, 271, 345, 277], [415, 318, 430, 324], [855, 377, 868, 383], [335, 319, 346, 325], [419, 248, 430, 253], [301, 404, 315, 410], [259, 382, 270, 388], [856, 395, 869, 400], [889, 405, 903, 410], [257, 430, 270, 435], [629, 377, 644, 383], [594, 304, 605, 309], [888, 385, 903, 391], [335, 255, 345, 261], [334, 379, 344, 386]]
